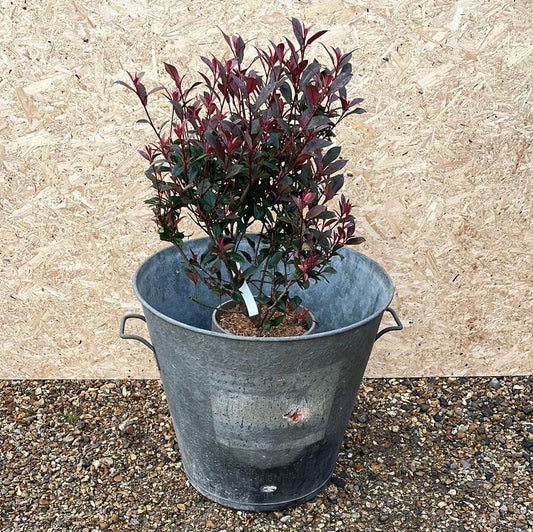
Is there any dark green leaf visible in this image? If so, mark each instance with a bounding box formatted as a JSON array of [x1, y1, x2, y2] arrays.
[[253, 204, 265, 220], [290, 295, 303, 308], [262, 314, 284, 330], [231, 292, 244, 304], [171, 164, 184, 178], [308, 115, 333, 130], [253, 81, 278, 111], [257, 247, 270, 264], [330, 174, 344, 196], [241, 265, 258, 278], [144, 197, 162, 206], [280, 81, 292, 104], [277, 215, 293, 224], [301, 60, 321, 86], [267, 250, 284, 269], [240, 250, 252, 263], [329, 72, 351, 94], [303, 138, 331, 154], [323, 146, 341, 166], [197, 180, 211, 195], [268, 132, 280, 149], [346, 236, 365, 245], [201, 252, 218, 266], [344, 107, 366, 118], [202, 190, 216, 210], [168, 196, 184, 208], [255, 294, 271, 305], [317, 210, 337, 220], [171, 232, 185, 245], [324, 158, 347, 176], [270, 315, 284, 327], [226, 164, 243, 178], [226, 252, 245, 263]]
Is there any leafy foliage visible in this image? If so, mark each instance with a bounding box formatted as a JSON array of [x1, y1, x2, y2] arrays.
[[120, 18, 366, 330]]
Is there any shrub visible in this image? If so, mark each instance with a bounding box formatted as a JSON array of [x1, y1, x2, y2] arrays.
[[119, 18, 365, 330]]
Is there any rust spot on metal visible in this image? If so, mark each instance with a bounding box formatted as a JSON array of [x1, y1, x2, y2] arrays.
[[283, 405, 310, 423]]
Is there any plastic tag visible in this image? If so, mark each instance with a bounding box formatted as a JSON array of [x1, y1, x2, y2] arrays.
[[239, 281, 259, 317]]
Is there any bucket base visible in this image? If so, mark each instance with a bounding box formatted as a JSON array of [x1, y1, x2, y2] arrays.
[[187, 473, 332, 511]]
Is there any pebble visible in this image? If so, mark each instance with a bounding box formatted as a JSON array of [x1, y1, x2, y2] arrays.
[[330, 476, 346, 488], [1, 377, 530, 531], [490, 378, 501, 390]]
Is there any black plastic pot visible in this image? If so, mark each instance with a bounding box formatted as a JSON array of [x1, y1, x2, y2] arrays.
[[211, 299, 316, 336], [120, 238, 402, 510]]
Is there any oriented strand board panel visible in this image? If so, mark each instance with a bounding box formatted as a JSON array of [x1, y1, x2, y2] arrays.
[[1, 0, 531, 378]]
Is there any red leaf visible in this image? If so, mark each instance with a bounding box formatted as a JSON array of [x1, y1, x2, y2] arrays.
[[245, 76, 258, 95], [305, 84, 319, 106], [164, 63, 181, 88], [306, 204, 327, 220], [218, 26, 232, 49], [232, 35, 245, 62], [128, 71, 144, 85], [114, 80, 135, 92], [136, 82, 148, 106], [291, 195, 304, 212], [307, 29, 328, 46], [147, 86, 165, 96], [291, 18, 304, 46]]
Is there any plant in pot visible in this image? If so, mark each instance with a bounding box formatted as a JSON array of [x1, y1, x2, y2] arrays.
[[119, 18, 402, 511]]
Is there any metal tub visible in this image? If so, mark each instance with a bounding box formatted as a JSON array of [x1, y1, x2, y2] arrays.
[[120, 237, 402, 510]]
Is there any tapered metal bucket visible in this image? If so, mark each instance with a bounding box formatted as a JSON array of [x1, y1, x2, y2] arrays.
[[120, 237, 402, 511]]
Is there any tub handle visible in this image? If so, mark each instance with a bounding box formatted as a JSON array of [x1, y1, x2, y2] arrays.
[[119, 313, 155, 353], [376, 307, 403, 340]]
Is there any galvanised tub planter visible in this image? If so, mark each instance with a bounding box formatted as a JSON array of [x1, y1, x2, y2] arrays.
[[120, 237, 402, 511]]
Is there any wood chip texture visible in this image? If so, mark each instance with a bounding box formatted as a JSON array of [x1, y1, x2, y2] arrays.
[[1, 1, 532, 377]]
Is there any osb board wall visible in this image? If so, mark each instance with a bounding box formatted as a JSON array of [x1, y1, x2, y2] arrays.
[[1, 0, 531, 379]]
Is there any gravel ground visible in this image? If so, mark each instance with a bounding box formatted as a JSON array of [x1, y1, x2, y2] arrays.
[[1, 377, 532, 532]]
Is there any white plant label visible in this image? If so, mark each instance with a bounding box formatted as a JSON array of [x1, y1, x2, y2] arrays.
[[239, 280, 259, 317]]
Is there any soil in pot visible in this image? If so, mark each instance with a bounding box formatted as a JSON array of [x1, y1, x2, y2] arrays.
[[216, 304, 312, 337]]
